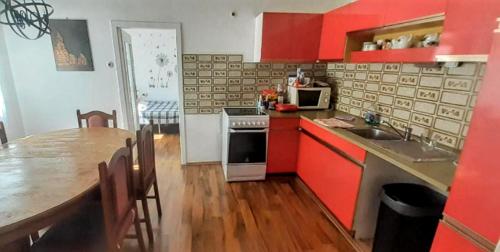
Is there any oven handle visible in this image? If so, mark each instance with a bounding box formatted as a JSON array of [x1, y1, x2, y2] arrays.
[[229, 128, 268, 133]]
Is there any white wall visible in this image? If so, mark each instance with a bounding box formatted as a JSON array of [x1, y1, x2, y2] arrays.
[[0, 28, 25, 140], [126, 29, 179, 102], [3, 0, 351, 162]]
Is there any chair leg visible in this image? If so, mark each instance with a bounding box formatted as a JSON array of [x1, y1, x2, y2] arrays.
[[134, 211, 147, 252], [30, 231, 40, 242], [141, 197, 154, 244], [153, 180, 162, 218]]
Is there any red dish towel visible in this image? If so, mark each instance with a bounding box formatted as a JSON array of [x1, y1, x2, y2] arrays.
[[314, 118, 355, 128]]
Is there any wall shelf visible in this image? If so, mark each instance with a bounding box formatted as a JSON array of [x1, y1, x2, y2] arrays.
[[345, 15, 444, 63], [350, 47, 438, 63]]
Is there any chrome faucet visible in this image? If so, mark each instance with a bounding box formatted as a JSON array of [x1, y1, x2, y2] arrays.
[[382, 120, 413, 141]]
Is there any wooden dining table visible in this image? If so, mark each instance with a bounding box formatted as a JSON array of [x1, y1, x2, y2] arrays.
[[0, 128, 134, 248]]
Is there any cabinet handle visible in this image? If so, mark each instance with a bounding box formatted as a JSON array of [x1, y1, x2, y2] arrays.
[[299, 127, 365, 168]]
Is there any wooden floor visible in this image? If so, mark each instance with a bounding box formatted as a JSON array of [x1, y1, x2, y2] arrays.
[[123, 134, 356, 252]]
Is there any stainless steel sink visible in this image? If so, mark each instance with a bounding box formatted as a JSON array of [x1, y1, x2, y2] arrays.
[[374, 140, 458, 162], [347, 128, 401, 141]]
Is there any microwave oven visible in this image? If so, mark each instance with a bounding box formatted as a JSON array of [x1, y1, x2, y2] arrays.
[[288, 86, 331, 110]]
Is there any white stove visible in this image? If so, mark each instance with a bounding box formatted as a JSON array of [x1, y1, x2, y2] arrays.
[[222, 108, 269, 182]]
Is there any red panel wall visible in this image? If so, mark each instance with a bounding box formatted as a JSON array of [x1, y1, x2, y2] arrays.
[[431, 223, 485, 252], [440, 32, 500, 243]]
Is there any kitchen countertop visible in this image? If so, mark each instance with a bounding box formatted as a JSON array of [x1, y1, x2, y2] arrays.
[[267, 109, 458, 193]]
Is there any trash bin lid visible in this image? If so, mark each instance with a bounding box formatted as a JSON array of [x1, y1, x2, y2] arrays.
[[381, 183, 447, 217]]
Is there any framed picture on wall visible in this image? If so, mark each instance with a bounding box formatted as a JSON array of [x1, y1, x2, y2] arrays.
[[49, 19, 94, 71]]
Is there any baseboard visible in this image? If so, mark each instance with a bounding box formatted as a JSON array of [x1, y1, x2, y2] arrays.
[[183, 161, 222, 167]]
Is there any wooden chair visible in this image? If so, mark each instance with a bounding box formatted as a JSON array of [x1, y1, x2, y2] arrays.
[[0, 121, 7, 144], [31, 139, 146, 252], [135, 120, 162, 244], [77, 109, 117, 128]]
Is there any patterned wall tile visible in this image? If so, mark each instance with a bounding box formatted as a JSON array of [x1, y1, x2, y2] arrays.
[[180, 55, 481, 150], [329, 61, 482, 149], [419, 76, 443, 89]]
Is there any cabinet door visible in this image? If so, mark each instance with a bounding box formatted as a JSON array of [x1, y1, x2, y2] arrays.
[[383, 0, 446, 25], [318, 1, 384, 60], [318, 9, 347, 60], [431, 222, 485, 252], [437, 0, 500, 57], [267, 129, 299, 173], [261, 13, 294, 61], [261, 13, 322, 62], [297, 132, 363, 230]]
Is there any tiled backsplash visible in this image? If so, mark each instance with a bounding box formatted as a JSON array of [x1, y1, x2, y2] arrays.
[[181, 54, 327, 114], [181, 54, 483, 150], [328, 62, 485, 149]]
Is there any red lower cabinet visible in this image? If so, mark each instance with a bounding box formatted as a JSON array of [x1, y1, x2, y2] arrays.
[[297, 132, 364, 230], [266, 118, 299, 173], [431, 223, 485, 252]]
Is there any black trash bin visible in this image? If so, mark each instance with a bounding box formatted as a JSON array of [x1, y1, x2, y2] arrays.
[[373, 183, 446, 252]]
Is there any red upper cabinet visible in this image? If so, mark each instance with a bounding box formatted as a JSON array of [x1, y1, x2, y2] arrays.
[[383, 0, 446, 25], [319, 1, 384, 60], [318, 9, 346, 60], [256, 12, 323, 62], [267, 118, 300, 174], [436, 0, 500, 60]]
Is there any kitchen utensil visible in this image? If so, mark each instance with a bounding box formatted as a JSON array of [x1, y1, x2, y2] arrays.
[[392, 34, 414, 49], [362, 42, 378, 51], [422, 33, 440, 47]]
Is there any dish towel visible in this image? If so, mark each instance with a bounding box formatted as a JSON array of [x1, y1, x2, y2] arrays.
[[314, 118, 355, 128]]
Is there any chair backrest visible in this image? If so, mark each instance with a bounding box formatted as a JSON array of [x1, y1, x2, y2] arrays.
[[0, 121, 7, 144], [77, 109, 117, 128], [98, 138, 136, 252], [136, 120, 156, 189]]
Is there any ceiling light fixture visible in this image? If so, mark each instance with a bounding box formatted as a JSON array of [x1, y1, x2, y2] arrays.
[[0, 0, 53, 40]]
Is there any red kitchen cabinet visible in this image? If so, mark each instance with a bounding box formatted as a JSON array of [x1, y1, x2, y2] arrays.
[[431, 223, 485, 252], [267, 118, 299, 174], [383, 0, 446, 25], [436, 0, 500, 59], [297, 123, 364, 230], [319, 1, 384, 60], [257, 12, 323, 62], [431, 27, 500, 249]]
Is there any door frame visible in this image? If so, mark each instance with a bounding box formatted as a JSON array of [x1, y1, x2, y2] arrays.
[[111, 20, 187, 165]]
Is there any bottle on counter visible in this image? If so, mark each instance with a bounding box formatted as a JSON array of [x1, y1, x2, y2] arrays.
[[277, 83, 284, 104]]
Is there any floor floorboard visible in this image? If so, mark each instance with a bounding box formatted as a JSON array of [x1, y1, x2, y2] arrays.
[[123, 134, 355, 252]]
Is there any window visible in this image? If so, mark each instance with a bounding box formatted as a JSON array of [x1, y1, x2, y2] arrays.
[[0, 81, 5, 121]]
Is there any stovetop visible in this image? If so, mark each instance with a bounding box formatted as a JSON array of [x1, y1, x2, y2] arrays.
[[223, 108, 267, 116]]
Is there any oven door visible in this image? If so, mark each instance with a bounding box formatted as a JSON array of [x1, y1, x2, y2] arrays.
[[227, 128, 268, 164]]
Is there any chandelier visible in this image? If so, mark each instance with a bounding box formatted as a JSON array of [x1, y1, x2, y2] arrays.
[[0, 0, 53, 40]]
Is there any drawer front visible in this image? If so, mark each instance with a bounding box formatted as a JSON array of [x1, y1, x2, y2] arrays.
[[270, 118, 300, 130], [299, 118, 366, 163]]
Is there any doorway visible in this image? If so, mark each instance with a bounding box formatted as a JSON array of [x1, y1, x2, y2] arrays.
[[112, 21, 187, 165]]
